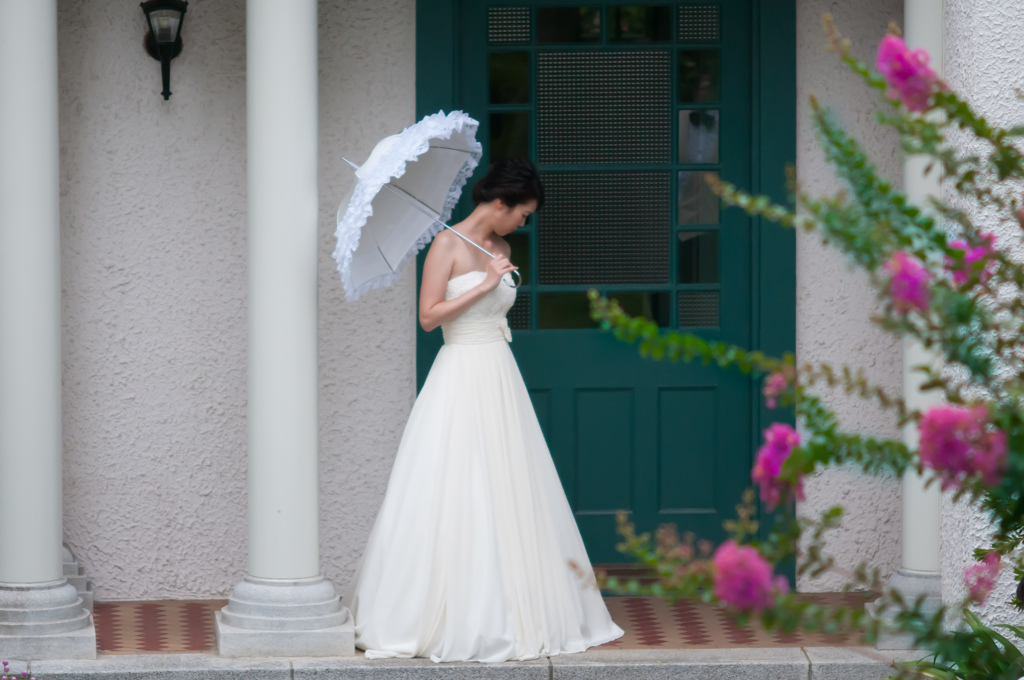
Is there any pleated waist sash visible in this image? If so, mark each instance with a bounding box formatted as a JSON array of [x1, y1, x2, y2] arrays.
[[442, 318, 512, 345]]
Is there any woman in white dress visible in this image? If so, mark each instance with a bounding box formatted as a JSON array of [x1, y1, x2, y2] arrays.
[[343, 159, 624, 663]]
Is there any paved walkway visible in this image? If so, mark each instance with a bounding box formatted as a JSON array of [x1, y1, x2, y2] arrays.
[[6, 594, 923, 678], [16, 647, 924, 680]]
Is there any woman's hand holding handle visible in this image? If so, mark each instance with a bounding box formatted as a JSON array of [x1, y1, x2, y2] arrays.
[[482, 255, 517, 291]]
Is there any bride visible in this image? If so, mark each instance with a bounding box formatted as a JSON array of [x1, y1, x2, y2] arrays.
[[343, 158, 624, 663]]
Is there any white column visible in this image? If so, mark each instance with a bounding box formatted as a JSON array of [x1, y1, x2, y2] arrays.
[[872, 0, 944, 650], [901, 343, 942, 573], [215, 0, 353, 657], [901, 0, 943, 578], [0, 0, 95, 660], [245, 0, 321, 583]]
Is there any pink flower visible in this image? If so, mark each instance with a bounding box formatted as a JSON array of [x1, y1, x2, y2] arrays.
[[763, 372, 788, 409], [918, 405, 1008, 490], [712, 541, 785, 611], [884, 251, 930, 313], [876, 35, 940, 112], [947, 233, 997, 287], [751, 423, 803, 510], [964, 552, 1001, 605]]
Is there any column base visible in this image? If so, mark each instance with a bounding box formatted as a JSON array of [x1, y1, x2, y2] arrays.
[[0, 579, 96, 660], [63, 544, 94, 614], [216, 575, 354, 657], [866, 569, 942, 650]]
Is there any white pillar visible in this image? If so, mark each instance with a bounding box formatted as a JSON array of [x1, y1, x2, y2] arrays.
[[215, 0, 353, 657], [0, 0, 95, 660], [901, 342, 942, 574], [901, 0, 943, 578], [872, 0, 945, 650]]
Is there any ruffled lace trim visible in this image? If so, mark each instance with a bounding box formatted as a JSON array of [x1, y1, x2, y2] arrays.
[[332, 110, 483, 301]]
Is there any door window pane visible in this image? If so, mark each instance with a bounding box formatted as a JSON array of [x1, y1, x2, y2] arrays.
[[508, 294, 531, 330], [677, 231, 718, 283], [677, 171, 719, 225], [539, 172, 671, 285], [678, 290, 719, 327], [678, 109, 718, 163], [679, 50, 719, 102], [609, 6, 670, 42], [490, 51, 530, 104], [537, 51, 671, 165], [488, 7, 531, 44], [505, 232, 531, 285], [538, 7, 601, 43], [678, 4, 720, 43], [539, 291, 670, 329], [490, 112, 530, 163]]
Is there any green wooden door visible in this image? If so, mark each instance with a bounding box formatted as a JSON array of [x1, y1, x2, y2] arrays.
[[417, 1, 789, 565]]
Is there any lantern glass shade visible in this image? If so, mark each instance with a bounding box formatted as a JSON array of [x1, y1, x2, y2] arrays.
[[147, 9, 182, 44]]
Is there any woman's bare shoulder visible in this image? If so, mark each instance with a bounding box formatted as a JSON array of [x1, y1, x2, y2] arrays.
[[431, 228, 458, 250]]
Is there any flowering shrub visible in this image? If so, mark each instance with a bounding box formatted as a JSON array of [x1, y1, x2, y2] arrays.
[[751, 423, 803, 510], [875, 34, 941, 112], [712, 540, 787, 611], [884, 251, 930, 313], [964, 553, 1001, 607], [589, 16, 1024, 680], [1, 660, 36, 680], [918, 406, 1007, 490]]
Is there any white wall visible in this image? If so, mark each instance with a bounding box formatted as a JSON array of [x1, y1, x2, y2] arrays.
[[941, 0, 1024, 625], [794, 0, 905, 592], [58, 0, 416, 600]]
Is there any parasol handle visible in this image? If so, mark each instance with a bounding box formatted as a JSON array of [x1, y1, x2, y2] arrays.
[[342, 158, 520, 288]]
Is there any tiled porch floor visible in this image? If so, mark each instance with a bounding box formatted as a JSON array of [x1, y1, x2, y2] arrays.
[[93, 593, 870, 655]]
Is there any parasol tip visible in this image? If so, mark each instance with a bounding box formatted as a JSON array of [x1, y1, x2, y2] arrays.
[[342, 157, 360, 170]]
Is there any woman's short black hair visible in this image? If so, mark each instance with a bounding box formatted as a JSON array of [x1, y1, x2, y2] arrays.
[[471, 158, 545, 210]]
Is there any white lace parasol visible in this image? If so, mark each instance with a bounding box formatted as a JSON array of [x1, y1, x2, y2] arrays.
[[332, 110, 483, 301]]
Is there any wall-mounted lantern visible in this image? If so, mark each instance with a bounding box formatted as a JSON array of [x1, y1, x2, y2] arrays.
[[141, 0, 188, 101]]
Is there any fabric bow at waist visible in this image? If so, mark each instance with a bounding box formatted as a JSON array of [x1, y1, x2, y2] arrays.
[[442, 318, 512, 345]]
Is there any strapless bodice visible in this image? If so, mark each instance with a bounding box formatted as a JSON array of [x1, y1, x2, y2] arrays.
[[442, 270, 516, 344]]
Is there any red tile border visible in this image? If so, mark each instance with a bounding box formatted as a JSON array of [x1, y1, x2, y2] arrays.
[[94, 594, 870, 655]]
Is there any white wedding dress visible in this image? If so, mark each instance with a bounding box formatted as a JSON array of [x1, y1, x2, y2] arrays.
[[343, 270, 624, 663]]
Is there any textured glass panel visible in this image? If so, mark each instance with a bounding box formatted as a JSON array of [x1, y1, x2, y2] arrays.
[[678, 110, 719, 163], [508, 294, 531, 330], [539, 291, 670, 329], [677, 231, 718, 283], [539, 293, 595, 329], [490, 52, 530, 105], [538, 51, 671, 164], [679, 50, 719, 102], [539, 172, 671, 285], [677, 171, 719, 225], [505, 232, 530, 285], [488, 7, 531, 44], [538, 7, 601, 43], [490, 112, 530, 163], [613, 292, 671, 326], [609, 6, 671, 42], [678, 4, 720, 43], [678, 290, 719, 327]]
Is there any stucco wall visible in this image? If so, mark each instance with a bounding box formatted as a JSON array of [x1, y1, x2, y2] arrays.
[[59, 0, 416, 600], [794, 0, 905, 592], [941, 0, 1024, 626]]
